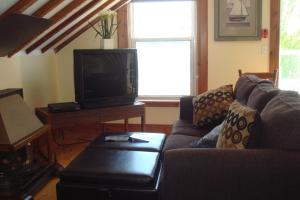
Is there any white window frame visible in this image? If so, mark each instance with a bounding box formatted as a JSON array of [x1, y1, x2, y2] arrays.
[[130, 1, 197, 100]]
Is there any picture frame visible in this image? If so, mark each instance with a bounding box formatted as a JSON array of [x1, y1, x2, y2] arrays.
[[214, 0, 262, 41]]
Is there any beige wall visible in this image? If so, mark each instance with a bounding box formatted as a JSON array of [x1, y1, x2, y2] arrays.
[[19, 54, 57, 107], [0, 57, 22, 89], [0, 0, 270, 124], [55, 29, 99, 102], [0, 54, 57, 108]]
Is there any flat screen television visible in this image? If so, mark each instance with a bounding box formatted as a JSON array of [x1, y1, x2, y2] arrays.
[[74, 49, 138, 108]]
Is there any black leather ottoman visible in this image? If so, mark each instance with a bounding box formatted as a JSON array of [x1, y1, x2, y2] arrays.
[[90, 132, 166, 152], [57, 132, 166, 200]]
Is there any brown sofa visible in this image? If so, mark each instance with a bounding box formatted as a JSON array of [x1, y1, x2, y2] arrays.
[[161, 75, 300, 200]]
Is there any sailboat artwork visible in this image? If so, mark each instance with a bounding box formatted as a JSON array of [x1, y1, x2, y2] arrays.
[[227, 0, 251, 25], [215, 0, 261, 40]]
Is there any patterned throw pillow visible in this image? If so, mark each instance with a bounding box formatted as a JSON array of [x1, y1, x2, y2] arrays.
[[193, 85, 234, 128], [216, 101, 260, 149]]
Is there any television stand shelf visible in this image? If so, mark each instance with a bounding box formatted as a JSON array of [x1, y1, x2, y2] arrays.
[[36, 101, 145, 133]]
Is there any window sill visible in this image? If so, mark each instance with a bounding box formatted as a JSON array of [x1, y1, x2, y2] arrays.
[[140, 100, 179, 107]]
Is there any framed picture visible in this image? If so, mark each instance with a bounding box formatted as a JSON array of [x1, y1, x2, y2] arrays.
[[214, 0, 262, 41]]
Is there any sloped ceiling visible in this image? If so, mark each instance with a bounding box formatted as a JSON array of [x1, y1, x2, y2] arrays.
[[0, 0, 131, 57]]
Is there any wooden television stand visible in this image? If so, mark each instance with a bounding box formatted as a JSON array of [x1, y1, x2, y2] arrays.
[[35, 102, 145, 137]]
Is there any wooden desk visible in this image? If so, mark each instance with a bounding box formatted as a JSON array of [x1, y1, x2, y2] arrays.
[[35, 102, 146, 134]]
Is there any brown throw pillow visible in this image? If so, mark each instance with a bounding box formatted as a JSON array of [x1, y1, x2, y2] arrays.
[[216, 101, 260, 149], [193, 85, 234, 128]]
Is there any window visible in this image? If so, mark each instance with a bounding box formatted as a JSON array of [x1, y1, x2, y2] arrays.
[[279, 0, 300, 93], [131, 1, 196, 98]]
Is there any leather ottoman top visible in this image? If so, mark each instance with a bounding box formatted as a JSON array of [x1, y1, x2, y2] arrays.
[[89, 132, 166, 152], [60, 148, 160, 188]]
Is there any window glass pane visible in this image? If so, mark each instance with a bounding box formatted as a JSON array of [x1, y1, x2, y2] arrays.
[[279, 0, 300, 92], [132, 1, 194, 38], [136, 41, 191, 96]]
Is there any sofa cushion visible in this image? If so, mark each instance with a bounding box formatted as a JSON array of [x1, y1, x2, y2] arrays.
[[193, 85, 233, 128], [190, 122, 223, 148], [60, 148, 160, 188], [216, 101, 261, 149], [247, 82, 279, 113], [234, 75, 272, 105], [260, 91, 300, 150], [179, 96, 194, 122], [163, 135, 200, 151], [172, 120, 212, 137]]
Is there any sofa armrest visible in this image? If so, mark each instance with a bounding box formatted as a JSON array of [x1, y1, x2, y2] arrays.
[[179, 96, 194, 122], [161, 148, 300, 200]]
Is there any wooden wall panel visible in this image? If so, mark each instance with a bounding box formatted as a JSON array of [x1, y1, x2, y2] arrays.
[[269, 0, 280, 72], [117, 4, 129, 48], [197, 0, 208, 93]]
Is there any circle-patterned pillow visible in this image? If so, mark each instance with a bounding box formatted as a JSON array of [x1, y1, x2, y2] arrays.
[[216, 100, 260, 149], [193, 85, 234, 128]]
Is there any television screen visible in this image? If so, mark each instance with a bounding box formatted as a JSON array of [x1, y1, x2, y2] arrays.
[[74, 49, 138, 108]]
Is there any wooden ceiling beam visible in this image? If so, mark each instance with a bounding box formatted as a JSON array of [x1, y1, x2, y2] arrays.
[[110, 0, 130, 11], [54, 16, 99, 53], [50, 0, 88, 22], [0, 0, 37, 20], [55, 0, 131, 53], [42, 0, 118, 53], [8, 0, 87, 57], [26, 0, 102, 54], [32, 0, 64, 17]]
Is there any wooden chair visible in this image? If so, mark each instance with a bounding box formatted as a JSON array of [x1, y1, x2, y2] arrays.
[[238, 69, 278, 86]]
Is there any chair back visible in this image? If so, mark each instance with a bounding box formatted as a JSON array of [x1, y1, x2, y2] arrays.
[[238, 69, 278, 86]]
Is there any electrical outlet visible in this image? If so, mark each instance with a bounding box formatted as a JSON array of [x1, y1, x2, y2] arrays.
[[261, 44, 269, 56]]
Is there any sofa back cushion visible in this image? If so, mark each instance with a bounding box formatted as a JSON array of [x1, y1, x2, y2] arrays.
[[179, 96, 194, 122], [247, 82, 279, 113], [260, 91, 300, 150], [234, 75, 271, 105]]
